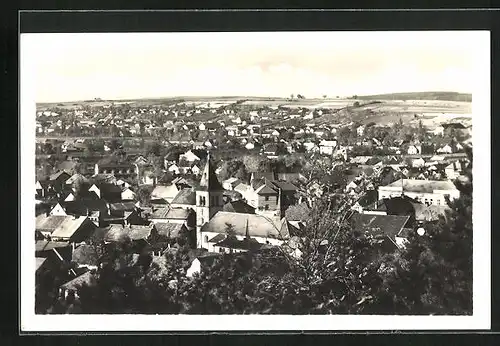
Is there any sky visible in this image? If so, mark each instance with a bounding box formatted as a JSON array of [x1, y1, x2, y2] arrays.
[[22, 31, 478, 102]]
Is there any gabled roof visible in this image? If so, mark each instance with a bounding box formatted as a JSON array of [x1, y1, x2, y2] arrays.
[[198, 154, 224, 191], [61, 271, 97, 291], [350, 213, 410, 239], [151, 206, 192, 220], [108, 201, 137, 212], [271, 180, 298, 192], [36, 215, 69, 233], [151, 184, 179, 199], [49, 170, 70, 182], [50, 216, 91, 239], [128, 225, 154, 241], [154, 223, 185, 238], [104, 225, 131, 242], [171, 188, 196, 205], [254, 179, 279, 195], [223, 200, 256, 214], [72, 244, 99, 266], [208, 233, 226, 243]]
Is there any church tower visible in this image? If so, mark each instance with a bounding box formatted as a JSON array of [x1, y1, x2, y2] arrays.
[[196, 152, 224, 248]]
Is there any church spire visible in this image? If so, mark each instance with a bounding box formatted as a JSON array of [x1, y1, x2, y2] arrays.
[[199, 151, 224, 191]]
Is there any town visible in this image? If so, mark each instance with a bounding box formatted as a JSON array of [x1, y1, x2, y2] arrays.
[[34, 94, 473, 315]]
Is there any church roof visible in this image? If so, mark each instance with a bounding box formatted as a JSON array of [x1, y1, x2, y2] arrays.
[[198, 154, 224, 192]]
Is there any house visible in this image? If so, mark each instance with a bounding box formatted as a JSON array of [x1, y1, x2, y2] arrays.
[[411, 158, 426, 168], [35, 240, 72, 259], [36, 214, 96, 243], [378, 179, 460, 206], [407, 144, 421, 155], [167, 163, 180, 175], [150, 206, 196, 230], [349, 213, 411, 250], [65, 173, 87, 187], [170, 188, 196, 209], [411, 203, 451, 222], [59, 271, 97, 300], [247, 179, 281, 218], [154, 223, 189, 242], [445, 160, 467, 180], [94, 162, 138, 181], [276, 173, 307, 184], [222, 177, 241, 191], [356, 125, 365, 137], [121, 187, 136, 201], [71, 244, 99, 270], [222, 200, 256, 214], [35, 180, 55, 199], [437, 144, 453, 154], [179, 150, 200, 163], [191, 164, 201, 176], [186, 253, 222, 278], [433, 126, 444, 136], [213, 236, 264, 254], [319, 140, 337, 155], [48, 171, 71, 192], [151, 184, 180, 204], [88, 183, 122, 202], [245, 142, 255, 150], [199, 211, 295, 251], [49, 199, 109, 219]]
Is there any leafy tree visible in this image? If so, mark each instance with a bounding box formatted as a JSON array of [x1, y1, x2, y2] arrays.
[[136, 185, 152, 206], [242, 155, 262, 173]]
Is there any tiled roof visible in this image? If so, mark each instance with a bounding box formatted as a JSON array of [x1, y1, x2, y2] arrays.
[[108, 201, 136, 212], [171, 188, 196, 205], [35, 240, 70, 252], [350, 213, 410, 239], [208, 233, 226, 243], [36, 215, 68, 233], [271, 180, 298, 192], [154, 223, 185, 238], [61, 271, 96, 291], [201, 211, 285, 239], [151, 184, 179, 199], [49, 170, 70, 182], [71, 244, 99, 266], [223, 200, 255, 214], [128, 225, 154, 241], [50, 215, 90, 239], [254, 179, 278, 195]]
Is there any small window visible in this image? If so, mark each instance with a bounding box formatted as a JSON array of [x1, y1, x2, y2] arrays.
[[265, 196, 269, 201], [204, 235, 208, 243], [265, 204, 269, 210]]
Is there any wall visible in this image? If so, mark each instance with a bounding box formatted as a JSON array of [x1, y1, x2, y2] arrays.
[[378, 186, 459, 206]]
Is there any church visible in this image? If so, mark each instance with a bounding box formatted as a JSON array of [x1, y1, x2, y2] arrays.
[[194, 153, 298, 252]]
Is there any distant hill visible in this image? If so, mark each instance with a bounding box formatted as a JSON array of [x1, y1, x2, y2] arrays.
[[357, 92, 472, 102]]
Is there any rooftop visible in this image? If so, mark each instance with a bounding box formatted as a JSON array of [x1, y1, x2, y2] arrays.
[[350, 213, 411, 238], [171, 188, 196, 205], [201, 211, 285, 239]]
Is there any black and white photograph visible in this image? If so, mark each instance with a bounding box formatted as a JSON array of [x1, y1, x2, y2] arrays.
[[20, 29, 490, 331]]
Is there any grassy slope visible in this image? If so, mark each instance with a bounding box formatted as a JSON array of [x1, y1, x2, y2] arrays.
[[357, 92, 472, 102]]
